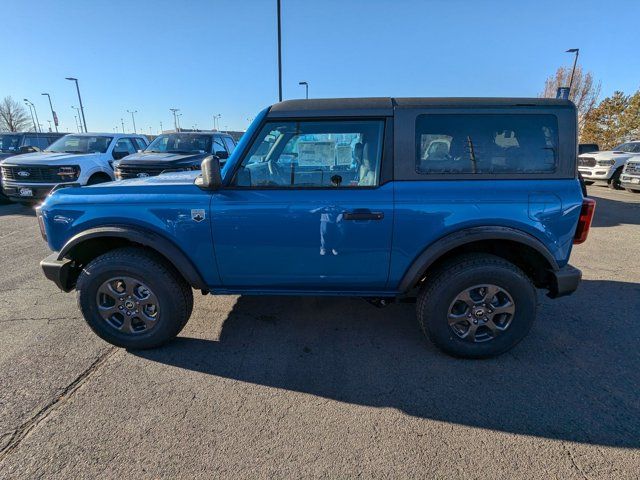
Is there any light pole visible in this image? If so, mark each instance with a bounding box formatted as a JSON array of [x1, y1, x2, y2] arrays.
[[213, 114, 221, 130], [277, 0, 283, 102], [127, 110, 138, 133], [23, 100, 38, 132], [41, 93, 59, 132], [177, 113, 182, 131], [121, 118, 125, 133], [298, 81, 308, 99], [73, 115, 80, 133], [160, 121, 163, 133], [566, 48, 579, 93], [24, 99, 41, 133], [65, 77, 87, 132], [169, 108, 179, 131], [47, 120, 52, 132], [72, 106, 83, 132]]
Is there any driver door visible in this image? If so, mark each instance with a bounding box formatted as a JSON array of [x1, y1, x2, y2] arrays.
[[210, 118, 394, 292]]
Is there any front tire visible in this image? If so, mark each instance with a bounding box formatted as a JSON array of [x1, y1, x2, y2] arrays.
[[583, 180, 594, 186], [416, 254, 537, 358], [625, 188, 640, 194], [76, 247, 193, 349], [608, 168, 623, 190]]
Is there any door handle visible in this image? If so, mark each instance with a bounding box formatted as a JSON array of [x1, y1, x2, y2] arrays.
[[343, 211, 384, 221]]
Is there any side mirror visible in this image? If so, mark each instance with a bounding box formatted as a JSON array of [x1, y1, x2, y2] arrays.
[[196, 155, 222, 190], [112, 150, 129, 160], [19, 145, 39, 154]]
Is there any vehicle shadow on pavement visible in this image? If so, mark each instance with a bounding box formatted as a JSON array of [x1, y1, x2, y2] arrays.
[[590, 194, 640, 228], [134, 279, 640, 449], [0, 203, 36, 217]]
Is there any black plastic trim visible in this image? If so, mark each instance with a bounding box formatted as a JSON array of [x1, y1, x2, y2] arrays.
[[397, 226, 560, 293], [546, 264, 581, 298], [40, 252, 75, 292], [57, 225, 208, 290]]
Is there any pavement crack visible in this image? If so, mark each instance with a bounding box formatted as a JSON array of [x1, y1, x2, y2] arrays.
[[0, 347, 117, 463]]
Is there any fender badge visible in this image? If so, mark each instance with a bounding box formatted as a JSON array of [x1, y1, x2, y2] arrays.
[[191, 209, 206, 222]]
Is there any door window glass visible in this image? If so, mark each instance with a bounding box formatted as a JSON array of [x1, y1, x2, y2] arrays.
[[113, 138, 136, 156], [223, 136, 236, 153], [416, 114, 558, 175], [234, 120, 384, 188]]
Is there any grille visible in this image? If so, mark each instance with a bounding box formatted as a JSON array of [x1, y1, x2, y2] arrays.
[[116, 165, 167, 179], [1, 165, 59, 183], [625, 162, 640, 174], [578, 157, 596, 167]]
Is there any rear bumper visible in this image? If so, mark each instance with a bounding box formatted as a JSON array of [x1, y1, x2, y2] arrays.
[[547, 264, 581, 298], [40, 252, 75, 292]]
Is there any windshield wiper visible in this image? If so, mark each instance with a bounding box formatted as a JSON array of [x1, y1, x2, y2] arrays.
[[145, 150, 163, 153], [63, 150, 85, 154], [167, 150, 192, 154]]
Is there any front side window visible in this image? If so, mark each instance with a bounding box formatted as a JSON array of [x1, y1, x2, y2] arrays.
[[233, 120, 384, 188], [213, 137, 227, 156], [113, 138, 136, 155], [47, 135, 113, 154], [416, 114, 558, 175], [145, 134, 212, 154], [0, 135, 22, 152]]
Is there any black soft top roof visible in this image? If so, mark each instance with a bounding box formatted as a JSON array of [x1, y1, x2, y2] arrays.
[[268, 97, 574, 117]]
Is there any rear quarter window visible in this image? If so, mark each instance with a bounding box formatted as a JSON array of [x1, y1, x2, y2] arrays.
[[415, 114, 558, 175]]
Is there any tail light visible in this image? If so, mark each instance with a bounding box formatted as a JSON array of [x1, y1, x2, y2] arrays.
[[573, 198, 596, 244]]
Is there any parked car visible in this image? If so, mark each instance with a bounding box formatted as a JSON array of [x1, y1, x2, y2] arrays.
[[0, 132, 67, 201], [0, 132, 148, 203], [114, 131, 235, 180], [37, 97, 593, 359], [620, 155, 640, 193], [578, 140, 640, 189]]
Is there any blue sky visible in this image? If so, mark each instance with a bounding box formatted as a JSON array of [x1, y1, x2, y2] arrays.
[[3, 0, 639, 134]]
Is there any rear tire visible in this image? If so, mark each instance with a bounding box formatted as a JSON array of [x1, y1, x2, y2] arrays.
[[625, 188, 640, 194], [76, 246, 193, 349], [416, 254, 537, 359]]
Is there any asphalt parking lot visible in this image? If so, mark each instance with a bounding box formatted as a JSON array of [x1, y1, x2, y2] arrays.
[[0, 186, 638, 479]]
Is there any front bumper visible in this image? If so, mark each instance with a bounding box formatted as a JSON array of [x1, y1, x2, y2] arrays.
[[41, 252, 76, 292], [578, 167, 613, 180], [546, 264, 581, 298], [2, 181, 58, 200], [620, 174, 640, 190]]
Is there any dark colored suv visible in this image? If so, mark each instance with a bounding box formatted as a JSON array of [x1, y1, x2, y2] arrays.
[[114, 132, 236, 179], [0, 132, 66, 201], [37, 98, 594, 358]]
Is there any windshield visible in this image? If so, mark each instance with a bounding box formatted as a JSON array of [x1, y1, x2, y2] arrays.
[[613, 142, 640, 153], [0, 134, 23, 153], [145, 134, 212, 154], [47, 135, 113, 154]]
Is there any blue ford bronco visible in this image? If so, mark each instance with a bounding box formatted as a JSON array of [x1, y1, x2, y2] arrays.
[[37, 98, 595, 358]]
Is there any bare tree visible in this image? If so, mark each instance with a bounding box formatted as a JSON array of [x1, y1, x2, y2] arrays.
[[0, 96, 32, 132], [540, 66, 601, 135]]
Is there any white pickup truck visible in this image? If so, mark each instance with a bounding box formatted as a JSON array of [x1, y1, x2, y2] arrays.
[[0, 133, 148, 203], [578, 140, 640, 189]]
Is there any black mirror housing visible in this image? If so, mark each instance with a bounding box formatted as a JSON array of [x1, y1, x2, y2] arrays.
[[215, 150, 229, 160], [196, 155, 222, 190]]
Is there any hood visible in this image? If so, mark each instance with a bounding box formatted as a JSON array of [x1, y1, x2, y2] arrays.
[[117, 151, 207, 166], [90, 170, 200, 187], [0, 152, 19, 161], [0, 151, 99, 165], [579, 150, 635, 159]]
